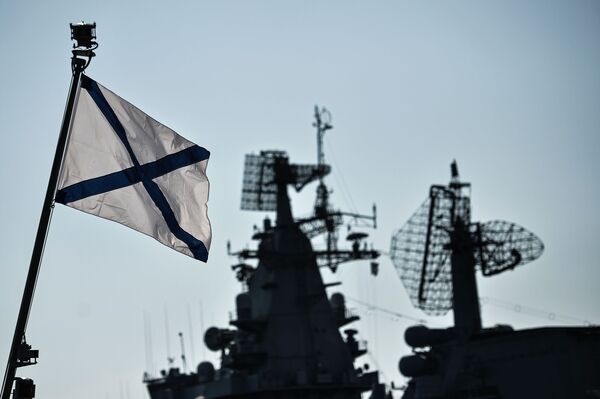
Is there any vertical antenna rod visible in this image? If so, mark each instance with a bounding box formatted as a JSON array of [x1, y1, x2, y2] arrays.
[[1, 22, 97, 399], [178, 332, 188, 372], [144, 312, 152, 375], [313, 105, 332, 177], [163, 305, 172, 365], [312, 105, 332, 216], [199, 301, 206, 360], [313, 106, 334, 265], [186, 304, 196, 367]]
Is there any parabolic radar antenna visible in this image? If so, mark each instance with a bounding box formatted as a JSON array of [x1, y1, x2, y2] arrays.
[[390, 161, 544, 333]]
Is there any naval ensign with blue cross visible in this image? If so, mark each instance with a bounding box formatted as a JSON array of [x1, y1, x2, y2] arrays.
[[56, 75, 211, 261]]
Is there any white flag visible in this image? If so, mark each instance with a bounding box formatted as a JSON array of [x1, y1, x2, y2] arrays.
[[57, 75, 211, 261]]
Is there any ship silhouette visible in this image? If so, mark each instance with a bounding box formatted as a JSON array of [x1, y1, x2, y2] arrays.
[[143, 110, 600, 399], [144, 107, 390, 399], [391, 162, 600, 399]]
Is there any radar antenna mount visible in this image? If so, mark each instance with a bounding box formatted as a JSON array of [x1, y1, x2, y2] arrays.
[[234, 106, 379, 272], [390, 161, 544, 335]]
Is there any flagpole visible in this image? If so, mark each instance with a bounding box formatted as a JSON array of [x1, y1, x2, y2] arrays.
[[1, 23, 97, 399]]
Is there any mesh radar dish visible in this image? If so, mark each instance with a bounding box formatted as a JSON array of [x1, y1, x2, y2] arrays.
[[390, 161, 544, 317], [474, 220, 544, 276], [390, 184, 471, 315]]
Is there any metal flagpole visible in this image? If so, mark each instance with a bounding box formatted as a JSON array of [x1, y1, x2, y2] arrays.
[[0, 22, 97, 399]]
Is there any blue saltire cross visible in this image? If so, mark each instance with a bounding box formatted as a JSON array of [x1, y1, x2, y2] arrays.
[[56, 75, 209, 261]]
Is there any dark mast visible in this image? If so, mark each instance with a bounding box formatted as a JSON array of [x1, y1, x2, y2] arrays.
[[391, 162, 600, 399]]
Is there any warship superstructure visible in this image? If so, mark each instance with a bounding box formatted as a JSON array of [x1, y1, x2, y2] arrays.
[[391, 163, 600, 399], [144, 107, 389, 399]]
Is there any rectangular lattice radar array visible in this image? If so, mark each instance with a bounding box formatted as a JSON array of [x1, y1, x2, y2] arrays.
[[240, 153, 280, 211]]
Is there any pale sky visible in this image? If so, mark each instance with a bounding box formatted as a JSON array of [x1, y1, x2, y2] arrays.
[[1, 1, 599, 398]]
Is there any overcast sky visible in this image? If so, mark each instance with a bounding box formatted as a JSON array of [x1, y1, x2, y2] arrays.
[[1, 1, 599, 398]]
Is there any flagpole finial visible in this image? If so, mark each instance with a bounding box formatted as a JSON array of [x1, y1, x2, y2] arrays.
[[70, 21, 98, 73]]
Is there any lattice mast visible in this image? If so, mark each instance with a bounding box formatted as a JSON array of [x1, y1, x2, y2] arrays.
[[313, 106, 337, 263]]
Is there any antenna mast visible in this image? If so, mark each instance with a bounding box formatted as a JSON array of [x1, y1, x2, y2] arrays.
[[178, 332, 188, 372], [313, 106, 333, 217], [313, 106, 337, 263], [314, 105, 332, 172], [236, 106, 378, 272]]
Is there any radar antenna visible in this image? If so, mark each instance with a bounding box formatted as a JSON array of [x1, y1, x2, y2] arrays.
[[390, 161, 544, 334], [178, 332, 188, 372], [233, 106, 379, 272]]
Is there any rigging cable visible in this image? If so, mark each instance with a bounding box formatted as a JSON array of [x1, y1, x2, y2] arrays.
[[348, 295, 597, 326], [324, 136, 359, 213], [346, 296, 429, 325], [480, 296, 597, 326]]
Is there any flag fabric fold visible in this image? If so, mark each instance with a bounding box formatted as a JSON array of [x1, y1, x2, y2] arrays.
[[57, 75, 211, 261]]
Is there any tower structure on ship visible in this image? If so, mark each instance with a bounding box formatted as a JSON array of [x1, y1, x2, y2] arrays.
[[390, 162, 600, 399], [145, 107, 389, 399]]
